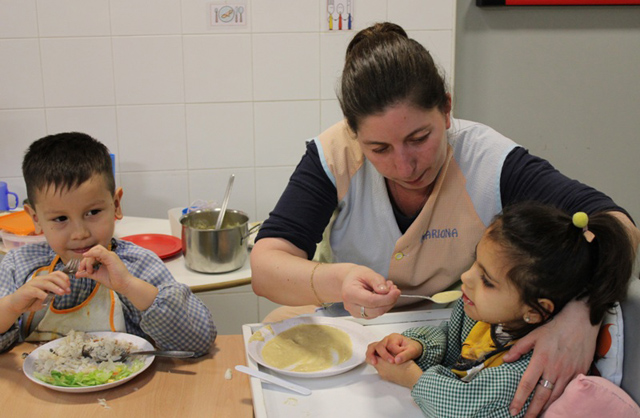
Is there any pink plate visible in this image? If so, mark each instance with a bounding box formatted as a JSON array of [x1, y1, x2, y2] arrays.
[[120, 234, 182, 259]]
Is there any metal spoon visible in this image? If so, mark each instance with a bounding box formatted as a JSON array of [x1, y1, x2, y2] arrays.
[[399, 290, 462, 304], [215, 174, 235, 230], [82, 346, 195, 362]]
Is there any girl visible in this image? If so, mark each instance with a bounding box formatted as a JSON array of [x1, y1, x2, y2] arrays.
[[366, 202, 635, 417]]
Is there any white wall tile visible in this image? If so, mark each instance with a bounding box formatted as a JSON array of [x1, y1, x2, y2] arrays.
[[116, 105, 188, 171], [320, 32, 352, 100], [254, 101, 319, 166], [388, 0, 455, 31], [255, 166, 296, 221], [183, 35, 253, 103], [0, 0, 38, 38], [320, 99, 343, 131], [0, 109, 46, 178], [185, 102, 254, 169], [112, 36, 185, 105], [36, 0, 110, 37], [409, 30, 454, 86], [181, 0, 251, 34], [45, 107, 119, 159], [119, 171, 190, 218], [110, 0, 182, 36], [252, 0, 319, 33], [188, 168, 256, 221], [40, 38, 115, 107], [0, 40, 44, 109], [252, 33, 320, 101]]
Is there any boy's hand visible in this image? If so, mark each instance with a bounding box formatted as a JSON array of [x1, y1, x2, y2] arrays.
[[75, 245, 134, 294], [371, 357, 423, 389], [7, 271, 71, 314], [366, 333, 423, 365]]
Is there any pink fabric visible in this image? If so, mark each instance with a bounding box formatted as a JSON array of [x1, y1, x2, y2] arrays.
[[542, 374, 640, 418]]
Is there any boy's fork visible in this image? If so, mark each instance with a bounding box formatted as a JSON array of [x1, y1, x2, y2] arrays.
[[42, 258, 79, 307]]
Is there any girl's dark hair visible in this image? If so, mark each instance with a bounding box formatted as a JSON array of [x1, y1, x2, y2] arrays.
[[487, 202, 634, 339], [22, 132, 115, 205], [337, 22, 449, 133]]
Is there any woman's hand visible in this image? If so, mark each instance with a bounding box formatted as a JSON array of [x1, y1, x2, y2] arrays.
[[504, 300, 598, 417], [366, 333, 423, 365], [341, 265, 401, 319]]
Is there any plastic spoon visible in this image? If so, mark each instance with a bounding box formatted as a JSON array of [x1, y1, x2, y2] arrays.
[[215, 174, 235, 230], [235, 365, 311, 396], [399, 290, 462, 304]]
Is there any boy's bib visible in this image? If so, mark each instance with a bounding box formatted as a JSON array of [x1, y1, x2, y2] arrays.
[[20, 256, 126, 341]]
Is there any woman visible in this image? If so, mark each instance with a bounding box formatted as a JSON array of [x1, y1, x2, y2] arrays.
[[251, 22, 639, 417]]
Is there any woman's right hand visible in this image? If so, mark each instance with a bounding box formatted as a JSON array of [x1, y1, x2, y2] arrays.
[[341, 264, 401, 319]]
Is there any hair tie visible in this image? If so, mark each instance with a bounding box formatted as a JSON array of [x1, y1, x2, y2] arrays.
[[572, 212, 595, 242]]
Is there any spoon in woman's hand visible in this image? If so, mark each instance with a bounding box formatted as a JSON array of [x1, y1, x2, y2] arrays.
[[399, 290, 462, 304]]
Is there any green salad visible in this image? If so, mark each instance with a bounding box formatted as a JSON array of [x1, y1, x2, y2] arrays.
[[35, 360, 145, 387]]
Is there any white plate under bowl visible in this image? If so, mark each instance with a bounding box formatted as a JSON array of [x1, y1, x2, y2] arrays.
[[247, 316, 371, 378], [23, 332, 154, 393]]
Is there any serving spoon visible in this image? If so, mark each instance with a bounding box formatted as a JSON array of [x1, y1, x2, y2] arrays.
[[215, 174, 235, 230], [399, 290, 462, 304]]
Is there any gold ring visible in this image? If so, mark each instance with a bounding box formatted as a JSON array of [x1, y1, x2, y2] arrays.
[[360, 306, 368, 318], [538, 378, 555, 390]]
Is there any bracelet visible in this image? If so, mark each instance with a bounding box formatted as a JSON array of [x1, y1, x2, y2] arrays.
[[310, 262, 326, 307]]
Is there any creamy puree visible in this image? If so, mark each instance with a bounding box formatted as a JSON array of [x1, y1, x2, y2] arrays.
[[261, 324, 352, 372]]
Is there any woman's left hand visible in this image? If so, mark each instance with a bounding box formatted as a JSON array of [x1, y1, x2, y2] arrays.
[[503, 299, 599, 417]]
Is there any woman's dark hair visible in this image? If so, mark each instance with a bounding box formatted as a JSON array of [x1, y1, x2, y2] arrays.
[[22, 132, 115, 205], [337, 22, 449, 133], [487, 202, 635, 339]]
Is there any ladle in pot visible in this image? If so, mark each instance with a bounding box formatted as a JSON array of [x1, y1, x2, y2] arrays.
[[215, 174, 235, 230]]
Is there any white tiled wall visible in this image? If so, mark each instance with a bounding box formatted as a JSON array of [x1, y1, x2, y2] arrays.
[[0, 0, 456, 224]]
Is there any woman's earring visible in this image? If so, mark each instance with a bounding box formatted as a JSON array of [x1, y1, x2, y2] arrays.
[[524, 315, 531, 323]]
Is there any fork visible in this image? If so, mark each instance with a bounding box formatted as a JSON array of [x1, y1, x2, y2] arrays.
[[42, 258, 79, 307]]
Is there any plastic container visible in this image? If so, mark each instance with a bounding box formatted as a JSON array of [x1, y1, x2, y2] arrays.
[[0, 230, 47, 251]]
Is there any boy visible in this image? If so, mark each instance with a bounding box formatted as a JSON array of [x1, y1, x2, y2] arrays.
[[0, 132, 216, 355]]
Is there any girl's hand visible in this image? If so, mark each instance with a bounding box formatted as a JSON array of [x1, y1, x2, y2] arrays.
[[341, 265, 401, 319], [504, 300, 598, 417], [76, 245, 134, 294], [371, 356, 423, 389], [366, 333, 423, 366], [7, 271, 71, 313]]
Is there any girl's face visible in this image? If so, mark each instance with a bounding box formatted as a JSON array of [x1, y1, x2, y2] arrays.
[[356, 101, 451, 193], [460, 231, 531, 328]]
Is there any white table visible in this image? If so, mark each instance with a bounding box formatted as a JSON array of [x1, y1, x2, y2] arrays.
[[114, 216, 252, 292], [242, 310, 452, 417]]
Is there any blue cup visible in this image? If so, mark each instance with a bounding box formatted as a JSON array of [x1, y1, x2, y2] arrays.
[[110, 153, 116, 178], [0, 181, 19, 211]]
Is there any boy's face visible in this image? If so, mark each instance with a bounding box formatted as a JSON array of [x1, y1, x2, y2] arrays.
[[25, 174, 123, 265]]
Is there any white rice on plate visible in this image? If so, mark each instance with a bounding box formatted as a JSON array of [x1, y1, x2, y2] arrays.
[[33, 330, 145, 387]]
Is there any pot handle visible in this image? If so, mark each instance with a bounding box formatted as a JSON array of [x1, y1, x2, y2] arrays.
[[241, 222, 262, 243]]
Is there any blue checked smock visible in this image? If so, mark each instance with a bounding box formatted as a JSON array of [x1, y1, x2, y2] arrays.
[[402, 300, 533, 417], [0, 239, 216, 356]]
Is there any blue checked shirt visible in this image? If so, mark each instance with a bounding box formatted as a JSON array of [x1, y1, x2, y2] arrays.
[[0, 239, 216, 356], [402, 300, 533, 417]]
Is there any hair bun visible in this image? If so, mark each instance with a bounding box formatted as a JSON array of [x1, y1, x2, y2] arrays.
[[345, 22, 408, 59]]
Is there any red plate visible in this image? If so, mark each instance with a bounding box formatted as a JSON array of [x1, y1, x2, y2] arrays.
[[120, 234, 182, 259]]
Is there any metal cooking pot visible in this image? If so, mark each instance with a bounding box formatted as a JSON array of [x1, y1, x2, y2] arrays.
[[180, 208, 258, 274]]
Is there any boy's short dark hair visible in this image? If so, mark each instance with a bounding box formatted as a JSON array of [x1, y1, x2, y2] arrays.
[[22, 132, 115, 205]]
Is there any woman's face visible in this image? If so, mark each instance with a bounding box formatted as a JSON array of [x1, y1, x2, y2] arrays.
[[356, 101, 451, 192]]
